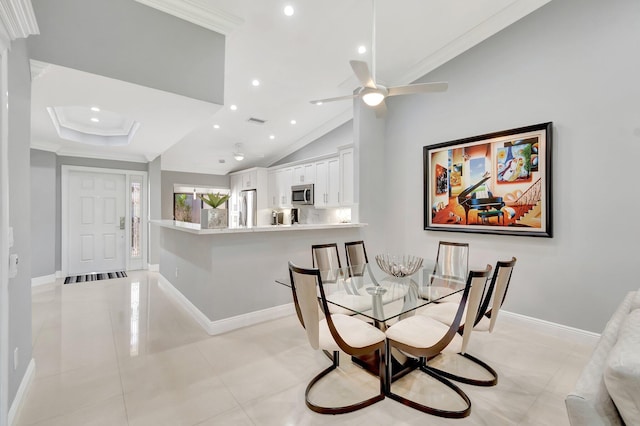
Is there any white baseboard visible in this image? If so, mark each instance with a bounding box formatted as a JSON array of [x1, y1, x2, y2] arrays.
[[501, 310, 601, 345], [31, 274, 56, 287], [157, 274, 294, 336], [147, 264, 159, 272], [55, 270, 64, 279], [8, 358, 35, 426]]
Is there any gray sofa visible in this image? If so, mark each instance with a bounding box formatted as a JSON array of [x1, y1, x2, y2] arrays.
[[566, 290, 640, 425]]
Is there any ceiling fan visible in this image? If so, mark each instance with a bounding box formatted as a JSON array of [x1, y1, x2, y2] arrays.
[[310, 0, 448, 117], [232, 142, 264, 162]]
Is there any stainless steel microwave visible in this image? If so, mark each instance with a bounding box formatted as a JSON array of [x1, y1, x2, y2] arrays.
[[291, 184, 314, 205]]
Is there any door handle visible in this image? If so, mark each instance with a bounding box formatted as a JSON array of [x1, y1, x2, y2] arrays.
[[120, 216, 125, 230]]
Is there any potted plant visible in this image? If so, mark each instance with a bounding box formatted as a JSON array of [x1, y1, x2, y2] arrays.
[[198, 192, 231, 229]]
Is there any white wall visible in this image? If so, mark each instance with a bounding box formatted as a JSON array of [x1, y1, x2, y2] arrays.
[[360, 0, 640, 333]]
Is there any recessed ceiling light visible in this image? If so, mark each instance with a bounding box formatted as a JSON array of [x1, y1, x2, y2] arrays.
[[269, 134, 275, 140], [230, 104, 238, 111], [213, 124, 220, 129], [283, 5, 294, 16], [290, 119, 297, 125], [251, 79, 260, 87], [90, 117, 100, 123], [90, 106, 100, 112], [358, 45, 367, 54]]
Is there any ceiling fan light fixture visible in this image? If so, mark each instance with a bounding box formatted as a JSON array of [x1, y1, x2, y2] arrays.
[[362, 92, 384, 106], [234, 153, 244, 161]]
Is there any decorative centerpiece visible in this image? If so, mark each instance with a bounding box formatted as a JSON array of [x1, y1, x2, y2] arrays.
[[199, 192, 231, 229], [375, 254, 424, 278]]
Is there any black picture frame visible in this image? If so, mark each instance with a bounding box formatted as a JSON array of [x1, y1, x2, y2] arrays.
[[423, 122, 553, 238]]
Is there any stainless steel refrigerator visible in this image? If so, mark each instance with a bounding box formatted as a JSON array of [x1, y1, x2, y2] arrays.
[[238, 189, 257, 228]]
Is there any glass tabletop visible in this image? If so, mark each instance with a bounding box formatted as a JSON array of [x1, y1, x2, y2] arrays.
[[276, 262, 466, 324]]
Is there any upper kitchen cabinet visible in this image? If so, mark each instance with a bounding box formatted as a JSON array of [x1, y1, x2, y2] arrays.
[[292, 163, 315, 185], [242, 169, 258, 190], [315, 157, 340, 208], [267, 167, 293, 208]]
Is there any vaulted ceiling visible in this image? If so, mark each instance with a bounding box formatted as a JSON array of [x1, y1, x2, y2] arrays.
[[28, 0, 551, 174]]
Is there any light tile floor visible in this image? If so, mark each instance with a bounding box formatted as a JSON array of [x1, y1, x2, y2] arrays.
[[18, 271, 596, 425]]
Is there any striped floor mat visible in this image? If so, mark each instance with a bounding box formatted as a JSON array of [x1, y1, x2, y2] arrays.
[[64, 271, 127, 284]]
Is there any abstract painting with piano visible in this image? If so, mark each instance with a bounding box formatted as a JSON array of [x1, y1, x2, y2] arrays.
[[423, 122, 553, 237]]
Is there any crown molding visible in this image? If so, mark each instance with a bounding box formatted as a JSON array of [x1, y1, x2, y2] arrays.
[[29, 59, 50, 80], [134, 0, 243, 35], [394, 0, 552, 86], [0, 0, 39, 40], [30, 140, 150, 164]]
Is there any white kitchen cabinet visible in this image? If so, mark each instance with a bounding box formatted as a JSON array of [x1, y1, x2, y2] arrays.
[[230, 174, 242, 212], [267, 170, 278, 208], [315, 157, 339, 208], [292, 162, 315, 185], [267, 167, 293, 208], [278, 167, 293, 207], [242, 169, 258, 190], [339, 147, 354, 206]]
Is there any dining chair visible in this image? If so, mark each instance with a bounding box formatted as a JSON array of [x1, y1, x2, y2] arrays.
[[422, 241, 470, 303], [288, 261, 386, 414], [420, 257, 517, 386], [384, 265, 492, 418], [475, 257, 517, 332], [312, 243, 342, 283], [344, 240, 368, 276]]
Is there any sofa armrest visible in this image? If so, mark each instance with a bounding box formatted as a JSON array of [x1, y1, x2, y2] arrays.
[[565, 291, 634, 426]]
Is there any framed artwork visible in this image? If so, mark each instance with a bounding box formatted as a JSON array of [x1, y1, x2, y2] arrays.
[[423, 122, 552, 237]]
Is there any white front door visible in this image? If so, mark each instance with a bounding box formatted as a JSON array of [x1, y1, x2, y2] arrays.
[[67, 170, 126, 275]]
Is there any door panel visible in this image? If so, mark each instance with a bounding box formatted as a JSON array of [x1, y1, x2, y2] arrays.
[[68, 171, 126, 274]]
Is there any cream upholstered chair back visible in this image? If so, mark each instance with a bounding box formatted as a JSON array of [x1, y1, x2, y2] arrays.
[[435, 241, 469, 281], [485, 257, 517, 332], [460, 267, 492, 354], [345, 241, 368, 276], [289, 262, 323, 349], [312, 243, 342, 283]]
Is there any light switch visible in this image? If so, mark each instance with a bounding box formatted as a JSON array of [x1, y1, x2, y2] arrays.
[[9, 253, 18, 278]]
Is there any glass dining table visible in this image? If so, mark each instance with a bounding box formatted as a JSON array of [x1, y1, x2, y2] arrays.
[[276, 261, 467, 376], [276, 261, 465, 329]]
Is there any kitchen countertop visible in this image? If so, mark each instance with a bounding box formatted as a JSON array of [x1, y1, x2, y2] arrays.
[[151, 220, 367, 235]]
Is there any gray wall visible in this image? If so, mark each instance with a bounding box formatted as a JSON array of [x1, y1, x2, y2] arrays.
[[30, 150, 56, 277], [272, 120, 353, 166], [365, 0, 640, 333], [54, 156, 148, 271], [28, 0, 225, 104], [161, 170, 229, 220], [158, 226, 364, 321], [148, 156, 162, 266], [7, 39, 32, 408]]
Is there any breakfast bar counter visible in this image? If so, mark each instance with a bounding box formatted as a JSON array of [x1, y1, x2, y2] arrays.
[[151, 220, 367, 335], [152, 219, 366, 235]]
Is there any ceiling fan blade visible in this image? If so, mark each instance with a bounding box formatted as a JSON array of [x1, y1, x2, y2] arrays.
[[350, 60, 376, 89], [387, 82, 448, 97], [309, 93, 358, 104], [373, 100, 387, 118]]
